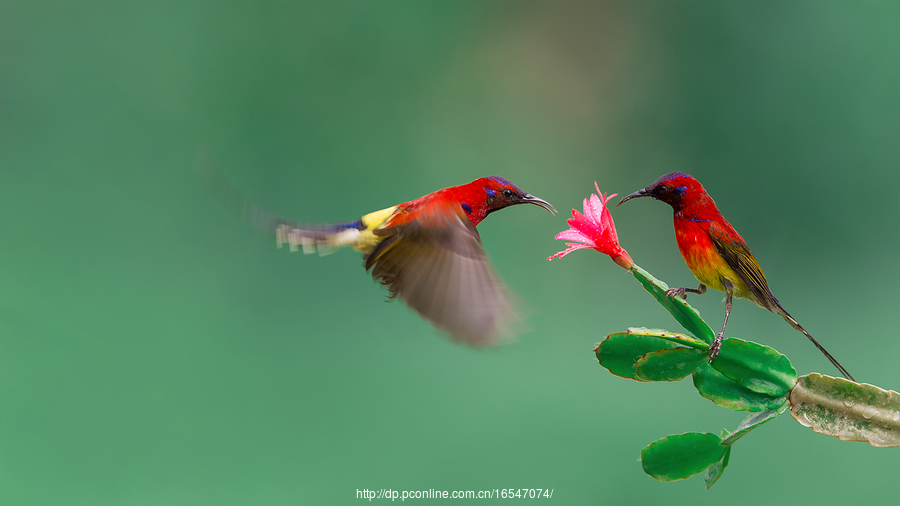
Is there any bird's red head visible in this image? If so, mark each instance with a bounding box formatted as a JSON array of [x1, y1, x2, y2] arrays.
[[480, 176, 554, 211], [456, 176, 556, 225], [617, 172, 710, 212], [413, 176, 556, 227]]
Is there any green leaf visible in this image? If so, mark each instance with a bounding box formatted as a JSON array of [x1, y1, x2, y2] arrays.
[[704, 445, 731, 489], [641, 432, 727, 482], [693, 364, 788, 412], [711, 338, 797, 397], [721, 404, 789, 446], [631, 265, 715, 344], [790, 374, 900, 447], [626, 327, 710, 350], [596, 332, 676, 381], [636, 347, 708, 382]]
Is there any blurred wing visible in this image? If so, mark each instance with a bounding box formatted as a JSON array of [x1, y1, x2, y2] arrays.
[[708, 222, 772, 307], [364, 203, 519, 346]]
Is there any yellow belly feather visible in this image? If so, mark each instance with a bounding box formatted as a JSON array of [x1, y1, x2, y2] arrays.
[[677, 228, 753, 301]]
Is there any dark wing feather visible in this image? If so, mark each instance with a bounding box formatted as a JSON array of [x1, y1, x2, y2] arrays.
[[365, 203, 519, 346], [708, 221, 773, 309]]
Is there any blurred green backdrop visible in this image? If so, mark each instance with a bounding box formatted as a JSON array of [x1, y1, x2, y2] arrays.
[[2, 1, 898, 505]]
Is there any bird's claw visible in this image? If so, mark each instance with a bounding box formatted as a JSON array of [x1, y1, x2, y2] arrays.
[[664, 287, 688, 302], [707, 333, 723, 363]]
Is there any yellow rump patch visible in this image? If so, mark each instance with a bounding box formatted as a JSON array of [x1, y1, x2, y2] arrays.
[[353, 206, 399, 253]]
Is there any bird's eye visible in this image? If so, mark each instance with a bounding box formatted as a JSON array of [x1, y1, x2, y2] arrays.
[[656, 184, 670, 194], [502, 189, 514, 199]]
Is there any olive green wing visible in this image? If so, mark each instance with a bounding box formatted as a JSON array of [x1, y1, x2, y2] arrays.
[[708, 221, 773, 309]]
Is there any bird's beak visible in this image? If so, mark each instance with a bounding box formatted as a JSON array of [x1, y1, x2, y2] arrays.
[[522, 194, 557, 215], [616, 188, 650, 207]]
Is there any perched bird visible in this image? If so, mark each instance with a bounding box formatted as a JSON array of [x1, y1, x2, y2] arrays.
[[197, 157, 556, 346], [617, 172, 854, 381]]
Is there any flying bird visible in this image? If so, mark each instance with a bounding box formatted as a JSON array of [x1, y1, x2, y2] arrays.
[[197, 157, 556, 346], [618, 172, 854, 381]]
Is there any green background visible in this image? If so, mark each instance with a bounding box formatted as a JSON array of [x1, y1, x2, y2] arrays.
[[2, 1, 898, 504]]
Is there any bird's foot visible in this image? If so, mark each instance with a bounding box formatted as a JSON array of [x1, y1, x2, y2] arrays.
[[664, 287, 688, 302], [707, 333, 723, 363]]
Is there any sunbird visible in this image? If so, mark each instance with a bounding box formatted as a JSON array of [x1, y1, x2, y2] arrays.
[[198, 158, 556, 346], [618, 172, 854, 381]]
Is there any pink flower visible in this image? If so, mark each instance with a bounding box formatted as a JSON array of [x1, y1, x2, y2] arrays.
[[548, 182, 634, 270]]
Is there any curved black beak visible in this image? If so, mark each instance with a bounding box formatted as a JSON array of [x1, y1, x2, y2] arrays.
[[522, 194, 557, 215], [616, 188, 650, 207]]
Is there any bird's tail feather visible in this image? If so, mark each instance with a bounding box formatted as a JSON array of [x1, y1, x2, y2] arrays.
[[194, 148, 363, 255], [275, 220, 363, 255], [770, 298, 855, 382]]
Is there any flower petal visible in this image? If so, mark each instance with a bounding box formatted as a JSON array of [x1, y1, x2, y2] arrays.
[[555, 228, 591, 243], [547, 243, 592, 261], [548, 182, 632, 269]]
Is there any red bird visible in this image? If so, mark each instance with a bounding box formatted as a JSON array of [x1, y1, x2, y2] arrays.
[[618, 172, 854, 381], [199, 160, 556, 345]]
